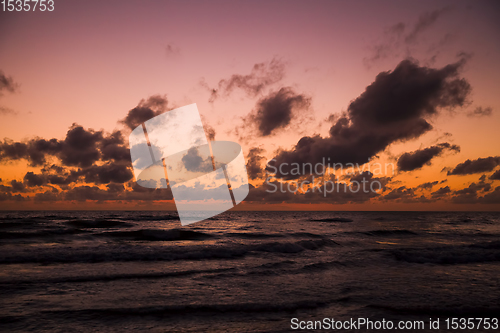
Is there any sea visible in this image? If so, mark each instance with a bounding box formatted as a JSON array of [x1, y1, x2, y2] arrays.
[[0, 211, 499, 332]]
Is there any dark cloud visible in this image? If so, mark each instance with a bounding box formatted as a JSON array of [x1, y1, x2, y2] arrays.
[[205, 58, 285, 102], [388, 22, 405, 35], [120, 95, 169, 130], [0, 95, 201, 203], [490, 170, 500, 180], [246, 147, 266, 180], [431, 185, 451, 198], [271, 58, 471, 178], [479, 186, 500, 204], [22, 162, 133, 188], [245, 171, 388, 204], [467, 106, 493, 117], [397, 142, 460, 171], [0, 184, 12, 193], [416, 181, 439, 190], [181, 147, 213, 172], [28, 139, 63, 166], [0, 123, 131, 169], [382, 186, 415, 201], [0, 140, 29, 162], [165, 44, 180, 57], [64, 185, 115, 202], [365, 7, 452, 66], [0, 70, 18, 95], [0, 125, 111, 168], [248, 87, 311, 136], [405, 7, 451, 44], [59, 124, 103, 168], [34, 190, 61, 202], [0, 106, 17, 116], [382, 184, 434, 203], [100, 130, 130, 162], [46, 174, 76, 186], [205, 124, 216, 141], [10, 180, 25, 192], [24, 172, 46, 187], [78, 163, 134, 184], [23, 168, 81, 187], [451, 175, 492, 204], [448, 156, 500, 175], [0, 192, 25, 202], [245, 182, 294, 203]]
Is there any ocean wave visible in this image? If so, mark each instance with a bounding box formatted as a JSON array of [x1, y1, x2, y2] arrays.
[[226, 232, 285, 239], [65, 219, 134, 228], [390, 241, 500, 264], [98, 229, 214, 241], [0, 238, 339, 264], [367, 304, 500, 317], [37, 299, 333, 318], [301, 260, 347, 271], [309, 217, 354, 222], [1, 267, 237, 285], [225, 231, 324, 240], [0, 221, 37, 229], [124, 214, 179, 222], [0, 229, 86, 240], [362, 229, 418, 236], [0, 218, 38, 227], [203, 258, 350, 280]]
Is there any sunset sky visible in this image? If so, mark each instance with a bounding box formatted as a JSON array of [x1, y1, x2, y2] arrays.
[[1, 0, 499, 210]]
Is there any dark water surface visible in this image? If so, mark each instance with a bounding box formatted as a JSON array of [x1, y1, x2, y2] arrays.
[[0, 211, 499, 332]]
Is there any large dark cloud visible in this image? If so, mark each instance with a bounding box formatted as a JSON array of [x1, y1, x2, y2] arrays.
[[205, 58, 285, 102], [0, 124, 128, 168], [397, 142, 460, 171], [120, 95, 169, 130], [10, 180, 26, 192], [24, 172, 46, 187], [245, 147, 266, 180], [447, 156, 500, 175], [249, 87, 311, 136], [100, 130, 130, 162], [59, 124, 103, 167], [270, 58, 471, 178]]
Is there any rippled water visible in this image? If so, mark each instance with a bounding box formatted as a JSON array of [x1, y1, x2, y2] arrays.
[[0, 211, 499, 332]]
